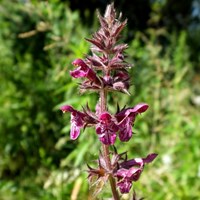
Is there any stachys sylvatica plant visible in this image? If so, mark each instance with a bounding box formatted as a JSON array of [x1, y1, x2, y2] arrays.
[[61, 3, 157, 199]]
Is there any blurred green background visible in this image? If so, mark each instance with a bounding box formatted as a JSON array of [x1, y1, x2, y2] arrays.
[[0, 0, 200, 199]]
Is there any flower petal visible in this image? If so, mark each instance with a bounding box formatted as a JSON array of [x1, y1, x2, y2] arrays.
[[115, 167, 140, 193], [125, 103, 149, 116], [71, 59, 99, 83], [60, 105, 86, 140], [120, 154, 158, 169], [96, 112, 118, 145], [115, 103, 149, 142], [118, 117, 132, 141], [117, 180, 132, 194], [143, 153, 158, 164], [70, 67, 88, 78], [60, 105, 74, 113], [70, 121, 81, 140]]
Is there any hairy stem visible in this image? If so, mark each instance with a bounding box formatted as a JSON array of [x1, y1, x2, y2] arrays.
[[100, 89, 120, 200]]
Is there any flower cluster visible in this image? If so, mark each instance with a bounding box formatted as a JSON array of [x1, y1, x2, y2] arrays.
[[87, 148, 157, 194], [69, 3, 131, 94], [60, 3, 157, 197], [115, 153, 157, 193], [61, 103, 148, 145]]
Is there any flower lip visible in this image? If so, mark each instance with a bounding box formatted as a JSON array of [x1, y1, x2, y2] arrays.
[[96, 112, 118, 145], [72, 59, 87, 68], [60, 105, 74, 113], [120, 153, 158, 169], [125, 103, 149, 116], [131, 103, 149, 113], [116, 103, 149, 125], [71, 59, 101, 85]]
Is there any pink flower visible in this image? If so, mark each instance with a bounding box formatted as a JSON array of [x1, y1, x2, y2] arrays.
[[115, 103, 149, 142], [115, 153, 158, 193], [96, 112, 119, 145], [115, 168, 141, 193], [60, 105, 86, 140], [70, 59, 99, 84]]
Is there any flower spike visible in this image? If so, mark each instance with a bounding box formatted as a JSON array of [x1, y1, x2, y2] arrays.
[[60, 3, 158, 198]]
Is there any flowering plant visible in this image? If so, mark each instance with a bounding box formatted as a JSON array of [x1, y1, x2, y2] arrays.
[[61, 3, 157, 199]]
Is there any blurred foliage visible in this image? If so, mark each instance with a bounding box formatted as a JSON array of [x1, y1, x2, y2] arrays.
[[0, 0, 91, 199], [0, 0, 200, 200]]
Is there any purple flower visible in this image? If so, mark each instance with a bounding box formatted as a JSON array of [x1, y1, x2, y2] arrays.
[[60, 105, 86, 140], [70, 59, 99, 83], [115, 153, 158, 193], [115, 168, 141, 193], [96, 112, 119, 145], [59, 3, 158, 196], [115, 103, 149, 142]]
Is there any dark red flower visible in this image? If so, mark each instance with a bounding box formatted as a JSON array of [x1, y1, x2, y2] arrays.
[[115, 153, 158, 193], [60, 105, 86, 140], [60, 105, 98, 140], [115, 103, 149, 142], [70, 59, 100, 84], [96, 112, 119, 145]]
